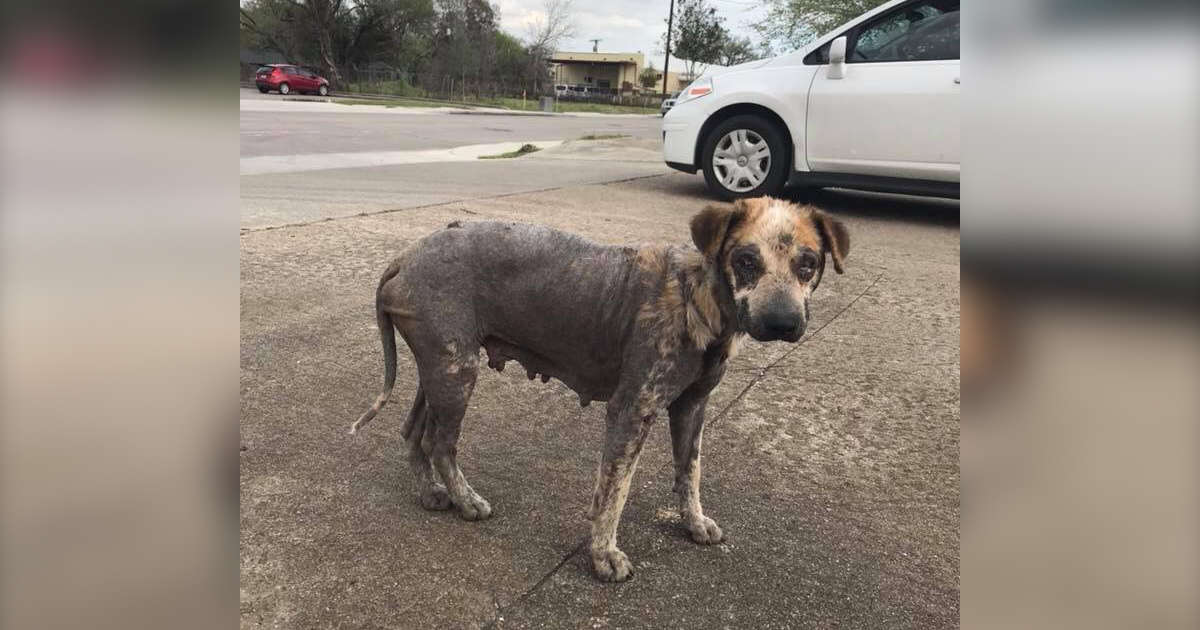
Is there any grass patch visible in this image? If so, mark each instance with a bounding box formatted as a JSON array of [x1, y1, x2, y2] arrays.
[[344, 79, 426, 98], [478, 143, 541, 159], [553, 101, 659, 115], [474, 96, 658, 115], [579, 133, 630, 140], [333, 92, 659, 115], [334, 97, 452, 109]]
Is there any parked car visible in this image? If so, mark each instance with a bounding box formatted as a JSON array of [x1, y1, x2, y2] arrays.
[[255, 64, 330, 96], [660, 91, 680, 117], [662, 0, 959, 200]]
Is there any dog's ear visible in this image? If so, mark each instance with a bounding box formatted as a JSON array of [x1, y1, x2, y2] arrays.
[[690, 200, 748, 260], [812, 210, 850, 274]]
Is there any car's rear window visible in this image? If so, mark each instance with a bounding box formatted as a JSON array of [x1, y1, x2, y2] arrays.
[[255, 66, 275, 74]]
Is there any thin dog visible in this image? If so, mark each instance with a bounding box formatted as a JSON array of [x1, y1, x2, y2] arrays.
[[352, 196, 849, 582]]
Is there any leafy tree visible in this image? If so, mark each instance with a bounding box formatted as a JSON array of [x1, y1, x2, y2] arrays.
[[638, 63, 660, 89], [754, 0, 887, 52], [240, 0, 551, 94], [718, 34, 757, 66], [665, 0, 725, 80]]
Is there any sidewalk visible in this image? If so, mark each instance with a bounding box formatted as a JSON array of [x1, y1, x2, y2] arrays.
[[239, 174, 960, 628]]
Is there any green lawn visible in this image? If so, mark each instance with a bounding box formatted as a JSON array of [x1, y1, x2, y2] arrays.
[[480, 96, 657, 115], [334, 97, 459, 109], [334, 92, 659, 115]]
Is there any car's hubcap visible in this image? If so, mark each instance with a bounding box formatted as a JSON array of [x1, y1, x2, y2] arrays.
[[713, 129, 770, 192], [281, 85, 289, 94]]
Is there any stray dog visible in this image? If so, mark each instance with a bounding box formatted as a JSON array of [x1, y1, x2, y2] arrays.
[[352, 196, 849, 582]]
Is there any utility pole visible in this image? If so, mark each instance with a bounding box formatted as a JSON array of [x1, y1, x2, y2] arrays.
[[590, 38, 602, 52], [662, 0, 675, 97]]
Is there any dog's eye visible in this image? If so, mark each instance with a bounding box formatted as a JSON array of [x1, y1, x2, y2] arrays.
[[794, 254, 818, 281], [736, 255, 758, 272]]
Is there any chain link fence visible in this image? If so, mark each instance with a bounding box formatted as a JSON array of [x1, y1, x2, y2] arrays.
[[240, 61, 667, 110]]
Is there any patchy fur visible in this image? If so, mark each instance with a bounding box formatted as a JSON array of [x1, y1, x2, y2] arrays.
[[351, 198, 850, 582]]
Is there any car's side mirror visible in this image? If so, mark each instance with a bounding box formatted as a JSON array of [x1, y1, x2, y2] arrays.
[[828, 36, 847, 79]]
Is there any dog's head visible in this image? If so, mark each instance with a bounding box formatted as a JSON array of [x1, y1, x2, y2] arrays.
[[691, 197, 849, 342]]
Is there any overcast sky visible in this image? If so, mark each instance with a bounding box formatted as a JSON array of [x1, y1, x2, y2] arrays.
[[494, 0, 771, 68]]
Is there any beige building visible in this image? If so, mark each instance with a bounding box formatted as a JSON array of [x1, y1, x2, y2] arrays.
[[549, 50, 710, 95], [549, 51, 645, 94], [642, 69, 694, 94]]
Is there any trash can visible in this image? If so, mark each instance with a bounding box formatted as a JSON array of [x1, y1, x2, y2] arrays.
[[539, 97, 554, 113]]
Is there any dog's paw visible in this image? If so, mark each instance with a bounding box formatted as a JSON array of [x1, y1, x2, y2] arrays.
[[419, 485, 452, 511], [455, 493, 492, 521], [592, 548, 634, 582], [686, 515, 724, 545]]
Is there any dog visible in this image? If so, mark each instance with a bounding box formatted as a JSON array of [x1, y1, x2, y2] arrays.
[[352, 196, 849, 582]]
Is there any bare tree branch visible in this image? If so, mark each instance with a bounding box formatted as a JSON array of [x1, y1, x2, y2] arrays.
[[525, 0, 576, 56]]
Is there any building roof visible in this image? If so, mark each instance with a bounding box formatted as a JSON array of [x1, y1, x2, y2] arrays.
[[550, 51, 644, 65]]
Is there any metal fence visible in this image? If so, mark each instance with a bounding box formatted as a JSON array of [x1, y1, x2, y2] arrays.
[[241, 61, 669, 109]]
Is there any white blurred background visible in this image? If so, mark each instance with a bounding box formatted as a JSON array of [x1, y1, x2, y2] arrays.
[[963, 1, 1198, 628]]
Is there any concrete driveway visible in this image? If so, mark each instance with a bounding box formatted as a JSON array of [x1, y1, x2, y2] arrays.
[[240, 94, 959, 628]]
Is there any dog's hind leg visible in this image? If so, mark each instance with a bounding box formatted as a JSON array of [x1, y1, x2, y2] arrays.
[[403, 385, 452, 511], [420, 347, 492, 521]]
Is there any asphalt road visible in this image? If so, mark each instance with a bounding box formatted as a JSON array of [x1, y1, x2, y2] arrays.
[[240, 89, 961, 628], [240, 88, 661, 157], [240, 88, 668, 229]]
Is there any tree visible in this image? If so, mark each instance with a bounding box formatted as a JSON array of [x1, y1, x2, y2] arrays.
[[665, 0, 726, 80], [524, 0, 575, 93], [755, 0, 887, 52], [524, 0, 575, 58], [294, 0, 350, 86], [718, 34, 757, 67], [638, 63, 660, 89]]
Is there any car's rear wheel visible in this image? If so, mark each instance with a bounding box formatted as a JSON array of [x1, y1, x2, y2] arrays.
[[257, 86, 269, 94], [318, 84, 329, 97], [701, 115, 788, 200], [279, 82, 291, 95]]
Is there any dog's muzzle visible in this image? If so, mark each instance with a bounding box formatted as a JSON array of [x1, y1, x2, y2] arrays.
[[756, 308, 805, 342]]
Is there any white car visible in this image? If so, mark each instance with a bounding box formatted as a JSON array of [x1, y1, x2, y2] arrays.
[[662, 0, 959, 200], [660, 92, 680, 117]]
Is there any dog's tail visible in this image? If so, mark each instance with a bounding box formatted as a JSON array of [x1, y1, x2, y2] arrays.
[[350, 260, 404, 434]]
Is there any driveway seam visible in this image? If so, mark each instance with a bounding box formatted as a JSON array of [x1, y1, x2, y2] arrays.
[[239, 173, 673, 234]]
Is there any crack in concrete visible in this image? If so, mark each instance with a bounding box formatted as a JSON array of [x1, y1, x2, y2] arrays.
[[482, 538, 587, 629], [706, 271, 886, 430], [477, 271, 885, 628]]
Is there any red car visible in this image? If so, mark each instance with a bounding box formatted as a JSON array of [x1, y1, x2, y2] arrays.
[[255, 64, 330, 96]]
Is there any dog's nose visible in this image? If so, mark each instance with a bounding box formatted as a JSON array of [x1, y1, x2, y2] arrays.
[[762, 310, 803, 339]]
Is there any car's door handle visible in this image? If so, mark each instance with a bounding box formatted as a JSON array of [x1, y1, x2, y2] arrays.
[[953, 77, 960, 84]]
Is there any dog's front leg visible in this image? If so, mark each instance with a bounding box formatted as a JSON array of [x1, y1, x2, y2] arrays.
[[668, 387, 723, 544], [588, 388, 656, 582]]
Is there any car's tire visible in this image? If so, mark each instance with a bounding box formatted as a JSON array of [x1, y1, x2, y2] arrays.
[[279, 82, 291, 95], [318, 84, 329, 97], [257, 86, 269, 94], [701, 114, 789, 200]]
